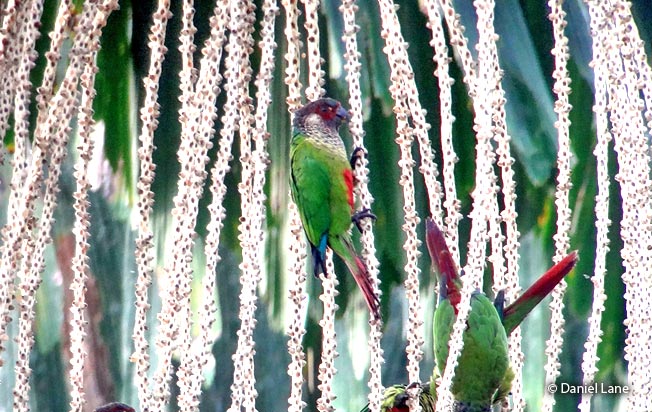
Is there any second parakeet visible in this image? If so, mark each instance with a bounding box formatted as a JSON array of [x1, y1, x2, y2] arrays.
[[427, 218, 578, 411], [360, 219, 577, 412]]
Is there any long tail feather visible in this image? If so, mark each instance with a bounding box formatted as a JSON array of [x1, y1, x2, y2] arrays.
[[351, 254, 381, 319], [332, 235, 380, 319], [425, 218, 461, 310], [502, 251, 579, 334]]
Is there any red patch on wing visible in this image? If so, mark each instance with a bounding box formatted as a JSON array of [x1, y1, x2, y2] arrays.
[[343, 169, 354, 210]]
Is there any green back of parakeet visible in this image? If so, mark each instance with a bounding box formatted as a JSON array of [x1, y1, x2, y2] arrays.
[[433, 293, 510, 410]]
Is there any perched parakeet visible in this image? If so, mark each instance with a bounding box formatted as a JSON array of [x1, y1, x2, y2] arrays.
[[363, 382, 436, 412], [290, 98, 380, 318], [426, 218, 577, 412]]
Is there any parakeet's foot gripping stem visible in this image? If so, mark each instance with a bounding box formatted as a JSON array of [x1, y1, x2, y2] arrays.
[[350, 146, 366, 169], [352, 208, 377, 233]]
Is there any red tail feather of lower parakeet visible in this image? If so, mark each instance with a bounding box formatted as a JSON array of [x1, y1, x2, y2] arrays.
[[425, 217, 579, 329], [502, 251, 578, 334], [425, 217, 461, 311]]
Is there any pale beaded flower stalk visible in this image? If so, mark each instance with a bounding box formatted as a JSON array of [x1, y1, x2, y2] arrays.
[[436, 0, 525, 407], [616, 2, 652, 135], [586, 0, 652, 406], [173, 1, 230, 411], [286, 203, 309, 412], [151, 0, 229, 406], [421, 11, 493, 408], [6, 6, 77, 381], [0, 0, 43, 360], [150, 1, 198, 406], [484, 16, 516, 308], [14, 113, 73, 408], [435, 0, 513, 287], [21, 0, 75, 297], [282, 0, 308, 411], [284, 114, 310, 412], [221, 2, 261, 412], [339, 1, 384, 410], [438, 0, 509, 287], [301, 0, 325, 101], [493, 149, 523, 412], [35, 0, 73, 123], [480, 0, 507, 298], [541, 1, 573, 411], [611, 3, 652, 409], [376, 3, 424, 404], [595, 1, 652, 408], [0, 0, 19, 62], [394, 107, 424, 394], [11, 0, 43, 167], [377, 0, 443, 226], [12, 231, 38, 412], [68, 44, 103, 412], [395, 117, 424, 407], [64, 5, 122, 411], [407, 105, 442, 234], [609, 94, 652, 407], [0, 0, 109, 366], [250, 0, 278, 290], [0, 0, 21, 161], [226, 0, 279, 405], [423, 0, 461, 260], [467, 0, 499, 289], [578, 8, 610, 408], [317, 258, 339, 412], [481, 0, 524, 408], [490, 83, 526, 412], [282, 0, 303, 111], [437, 0, 501, 409], [437, 0, 478, 95], [10, 3, 72, 393], [3, 0, 40, 198], [131, 1, 172, 410], [491, 56, 524, 412], [12, 1, 106, 405]]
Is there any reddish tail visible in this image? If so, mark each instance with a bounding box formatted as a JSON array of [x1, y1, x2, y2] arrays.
[[425, 218, 461, 310], [332, 234, 381, 319], [502, 251, 579, 334], [351, 255, 381, 320]]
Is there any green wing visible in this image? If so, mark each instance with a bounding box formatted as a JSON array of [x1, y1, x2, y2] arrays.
[[290, 136, 333, 246], [433, 294, 509, 407]]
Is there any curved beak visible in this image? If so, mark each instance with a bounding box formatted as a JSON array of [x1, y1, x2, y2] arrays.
[[336, 105, 351, 122]]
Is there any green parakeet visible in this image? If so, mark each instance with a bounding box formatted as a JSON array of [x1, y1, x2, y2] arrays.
[[290, 98, 380, 318], [364, 382, 436, 412], [426, 218, 577, 411]]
